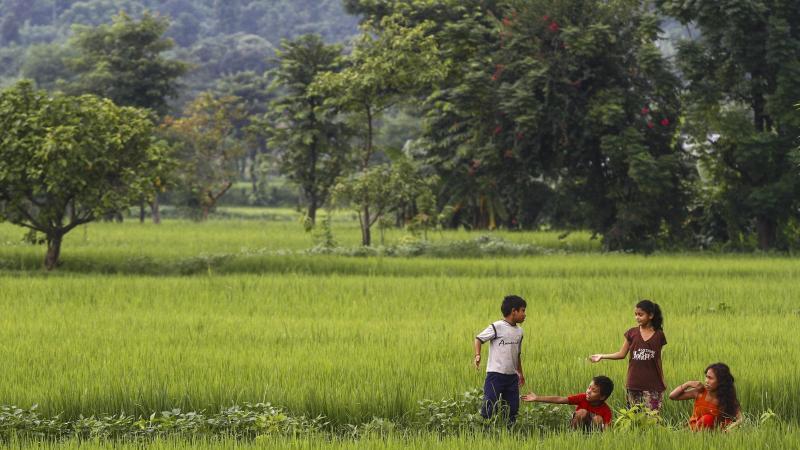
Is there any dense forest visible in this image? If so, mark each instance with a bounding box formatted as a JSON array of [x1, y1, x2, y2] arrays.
[[0, 0, 359, 100], [1, 0, 799, 263]]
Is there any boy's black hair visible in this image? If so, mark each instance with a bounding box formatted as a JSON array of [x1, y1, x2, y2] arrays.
[[592, 376, 614, 399], [501, 295, 527, 316]]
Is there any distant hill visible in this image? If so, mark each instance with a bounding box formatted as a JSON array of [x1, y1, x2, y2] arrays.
[[0, 0, 360, 101]]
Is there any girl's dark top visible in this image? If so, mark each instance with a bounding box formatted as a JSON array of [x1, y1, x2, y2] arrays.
[[624, 327, 667, 391]]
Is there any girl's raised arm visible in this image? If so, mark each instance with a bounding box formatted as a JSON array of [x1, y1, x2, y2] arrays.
[[589, 339, 630, 363], [668, 381, 703, 401]]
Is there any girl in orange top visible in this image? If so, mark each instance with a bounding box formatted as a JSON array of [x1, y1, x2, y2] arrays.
[[669, 362, 742, 431]]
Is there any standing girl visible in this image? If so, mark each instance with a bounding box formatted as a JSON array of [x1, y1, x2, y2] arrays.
[[669, 362, 742, 431], [589, 300, 667, 411]]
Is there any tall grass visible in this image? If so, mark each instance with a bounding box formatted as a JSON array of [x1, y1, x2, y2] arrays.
[[0, 213, 600, 271], [0, 215, 797, 448], [10, 427, 800, 450], [0, 269, 797, 423]]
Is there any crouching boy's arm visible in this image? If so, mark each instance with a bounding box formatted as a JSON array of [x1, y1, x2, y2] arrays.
[[521, 393, 569, 404]]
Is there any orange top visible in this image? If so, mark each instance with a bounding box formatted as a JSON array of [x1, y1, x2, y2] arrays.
[[689, 390, 730, 430]]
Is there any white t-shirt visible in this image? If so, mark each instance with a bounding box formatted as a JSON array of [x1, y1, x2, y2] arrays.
[[476, 320, 523, 375]]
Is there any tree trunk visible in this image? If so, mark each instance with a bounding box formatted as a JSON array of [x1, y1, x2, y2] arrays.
[[362, 204, 371, 246], [307, 188, 319, 225], [756, 216, 776, 250], [365, 107, 373, 168], [249, 147, 259, 196], [139, 197, 146, 223], [44, 232, 63, 270], [151, 195, 161, 225], [202, 182, 233, 221]]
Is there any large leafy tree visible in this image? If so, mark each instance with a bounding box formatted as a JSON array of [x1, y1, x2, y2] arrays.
[[68, 11, 188, 222], [0, 81, 167, 270], [163, 93, 247, 220], [312, 14, 447, 245], [67, 11, 188, 117], [265, 35, 350, 224], [659, 0, 800, 249], [353, 0, 692, 250]]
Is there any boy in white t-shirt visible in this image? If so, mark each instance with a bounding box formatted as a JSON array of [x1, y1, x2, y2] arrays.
[[473, 295, 527, 425]]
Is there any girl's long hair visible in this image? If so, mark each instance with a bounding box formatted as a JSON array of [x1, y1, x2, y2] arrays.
[[636, 299, 663, 330], [706, 362, 740, 421]]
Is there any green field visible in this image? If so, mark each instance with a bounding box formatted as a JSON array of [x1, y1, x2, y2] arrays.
[[0, 212, 797, 447]]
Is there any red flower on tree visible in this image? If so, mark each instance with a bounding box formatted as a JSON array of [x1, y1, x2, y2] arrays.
[[647, 121, 655, 129], [641, 107, 650, 115], [660, 118, 670, 126], [491, 64, 505, 81], [493, 125, 503, 135], [549, 21, 560, 32]]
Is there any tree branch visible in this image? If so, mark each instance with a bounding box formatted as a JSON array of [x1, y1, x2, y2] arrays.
[[63, 214, 95, 234], [13, 204, 47, 232]]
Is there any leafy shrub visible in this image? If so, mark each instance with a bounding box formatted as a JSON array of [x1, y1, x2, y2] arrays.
[[612, 405, 664, 430], [0, 403, 326, 442], [305, 236, 550, 258], [412, 389, 568, 435], [342, 417, 397, 439]]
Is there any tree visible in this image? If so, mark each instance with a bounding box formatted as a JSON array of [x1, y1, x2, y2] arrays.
[[216, 71, 274, 198], [163, 93, 247, 220], [67, 11, 188, 117], [68, 11, 189, 222], [0, 81, 167, 270], [312, 14, 447, 245], [358, 0, 691, 250], [332, 158, 437, 246], [20, 43, 76, 91], [659, 0, 800, 250], [265, 34, 350, 224]]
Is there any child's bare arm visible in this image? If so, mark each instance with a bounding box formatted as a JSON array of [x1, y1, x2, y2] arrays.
[[473, 338, 483, 369], [590, 340, 630, 362], [668, 381, 703, 400], [521, 393, 569, 404]]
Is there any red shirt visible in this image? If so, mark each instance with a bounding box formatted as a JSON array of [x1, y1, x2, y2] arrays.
[[567, 393, 613, 425]]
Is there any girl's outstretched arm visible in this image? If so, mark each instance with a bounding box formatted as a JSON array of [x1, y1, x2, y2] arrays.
[[521, 393, 569, 404], [669, 381, 703, 400], [589, 339, 630, 363]]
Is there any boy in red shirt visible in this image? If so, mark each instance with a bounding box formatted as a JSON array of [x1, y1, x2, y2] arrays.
[[522, 376, 614, 430]]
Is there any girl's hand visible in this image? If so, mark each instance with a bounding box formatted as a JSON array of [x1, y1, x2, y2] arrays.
[[521, 392, 538, 402], [473, 354, 481, 369], [517, 372, 525, 387], [589, 354, 603, 363]]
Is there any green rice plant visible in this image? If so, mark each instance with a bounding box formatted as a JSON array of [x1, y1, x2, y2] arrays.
[[0, 216, 798, 449]]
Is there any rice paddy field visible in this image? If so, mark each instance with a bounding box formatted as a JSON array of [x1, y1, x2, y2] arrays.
[[0, 208, 798, 448]]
